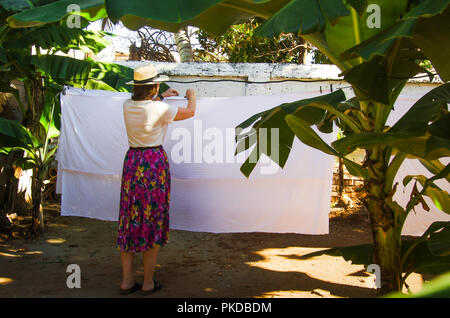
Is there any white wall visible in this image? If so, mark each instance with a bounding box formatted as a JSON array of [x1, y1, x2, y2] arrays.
[[116, 61, 441, 99]]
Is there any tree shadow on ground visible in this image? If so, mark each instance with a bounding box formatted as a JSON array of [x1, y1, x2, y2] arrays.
[[1, 203, 381, 298]]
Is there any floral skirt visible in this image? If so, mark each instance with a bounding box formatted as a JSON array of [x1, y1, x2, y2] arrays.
[[116, 146, 171, 252]]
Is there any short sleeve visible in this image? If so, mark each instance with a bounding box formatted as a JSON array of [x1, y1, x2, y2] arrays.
[[161, 102, 179, 124]]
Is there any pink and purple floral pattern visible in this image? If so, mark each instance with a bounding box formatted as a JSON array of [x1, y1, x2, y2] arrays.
[[116, 146, 170, 252]]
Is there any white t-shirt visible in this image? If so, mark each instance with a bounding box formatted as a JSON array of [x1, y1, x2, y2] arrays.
[[123, 99, 178, 148]]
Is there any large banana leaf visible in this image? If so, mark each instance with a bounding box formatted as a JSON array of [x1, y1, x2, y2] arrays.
[[0, 116, 59, 172], [80, 61, 133, 92], [285, 113, 368, 178], [6, 23, 110, 54], [331, 83, 450, 159], [0, 117, 40, 149], [68, 62, 135, 92], [234, 90, 369, 179], [31, 54, 93, 84], [7, 0, 106, 28], [8, 0, 291, 35], [341, 48, 431, 105], [332, 134, 450, 162], [235, 90, 346, 177], [390, 83, 450, 133], [339, 0, 450, 61], [253, 0, 350, 36], [255, 0, 408, 70], [256, 0, 450, 102], [39, 81, 61, 140], [327, 0, 408, 60], [98, 0, 295, 35], [331, 131, 426, 155], [0, 0, 36, 12], [340, 0, 450, 81]]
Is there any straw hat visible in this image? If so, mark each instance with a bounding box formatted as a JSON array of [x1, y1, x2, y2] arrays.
[[126, 63, 169, 85]]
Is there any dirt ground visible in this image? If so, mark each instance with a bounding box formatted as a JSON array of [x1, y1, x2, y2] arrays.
[[0, 202, 428, 298]]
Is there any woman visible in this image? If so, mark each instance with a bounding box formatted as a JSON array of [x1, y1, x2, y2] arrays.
[[117, 63, 196, 295]]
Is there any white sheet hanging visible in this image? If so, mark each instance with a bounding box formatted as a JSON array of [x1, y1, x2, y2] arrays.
[[57, 87, 334, 234], [56, 86, 450, 236]]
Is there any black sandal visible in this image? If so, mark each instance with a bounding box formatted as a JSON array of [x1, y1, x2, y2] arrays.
[[119, 282, 142, 295], [140, 280, 162, 295]]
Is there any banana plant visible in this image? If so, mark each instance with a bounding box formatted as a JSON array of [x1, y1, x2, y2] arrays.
[[8, 0, 450, 294], [0, 1, 133, 232], [239, 0, 450, 295], [0, 107, 58, 232]]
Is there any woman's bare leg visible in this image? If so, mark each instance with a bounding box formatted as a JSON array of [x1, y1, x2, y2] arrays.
[[142, 246, 160, 291], [120, 251, 135, 289]]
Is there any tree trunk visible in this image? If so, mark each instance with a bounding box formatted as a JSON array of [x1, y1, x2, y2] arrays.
[[301, 40, 309, 65], [367, 194, 402, 294], [31, 172, 44, 233], [27, 75, 46, 234], [365, 148, 402, 295], [174, 27, 194, 62]]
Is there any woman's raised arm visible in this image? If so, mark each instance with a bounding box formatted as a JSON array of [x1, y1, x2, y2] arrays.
[[173, 89, 196, 121]]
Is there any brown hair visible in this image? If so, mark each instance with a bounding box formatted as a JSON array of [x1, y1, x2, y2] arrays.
[[132, 84, 159, 101]]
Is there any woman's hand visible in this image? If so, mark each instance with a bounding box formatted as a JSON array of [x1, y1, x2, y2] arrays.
[[162, 88, 179, 98], [185, 89, 196, 100]]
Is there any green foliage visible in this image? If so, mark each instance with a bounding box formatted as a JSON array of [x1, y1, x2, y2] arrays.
[[0, 117, 39, 148], [8, 0, 292, 35], [254, 0, 351, 36], [341, 0, 450, 81], [311, 49, 332, 64], [32, 55, 93, 84], [235, 90, 347, 177], [7, 0, 106, 28], [0, 117, 57, 176], [6, 23, 110, 54], [0, 0, 40, 12], [197, 17, 307, 63], [0, 1, 133, 231], [328, 84, 450, 161]]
